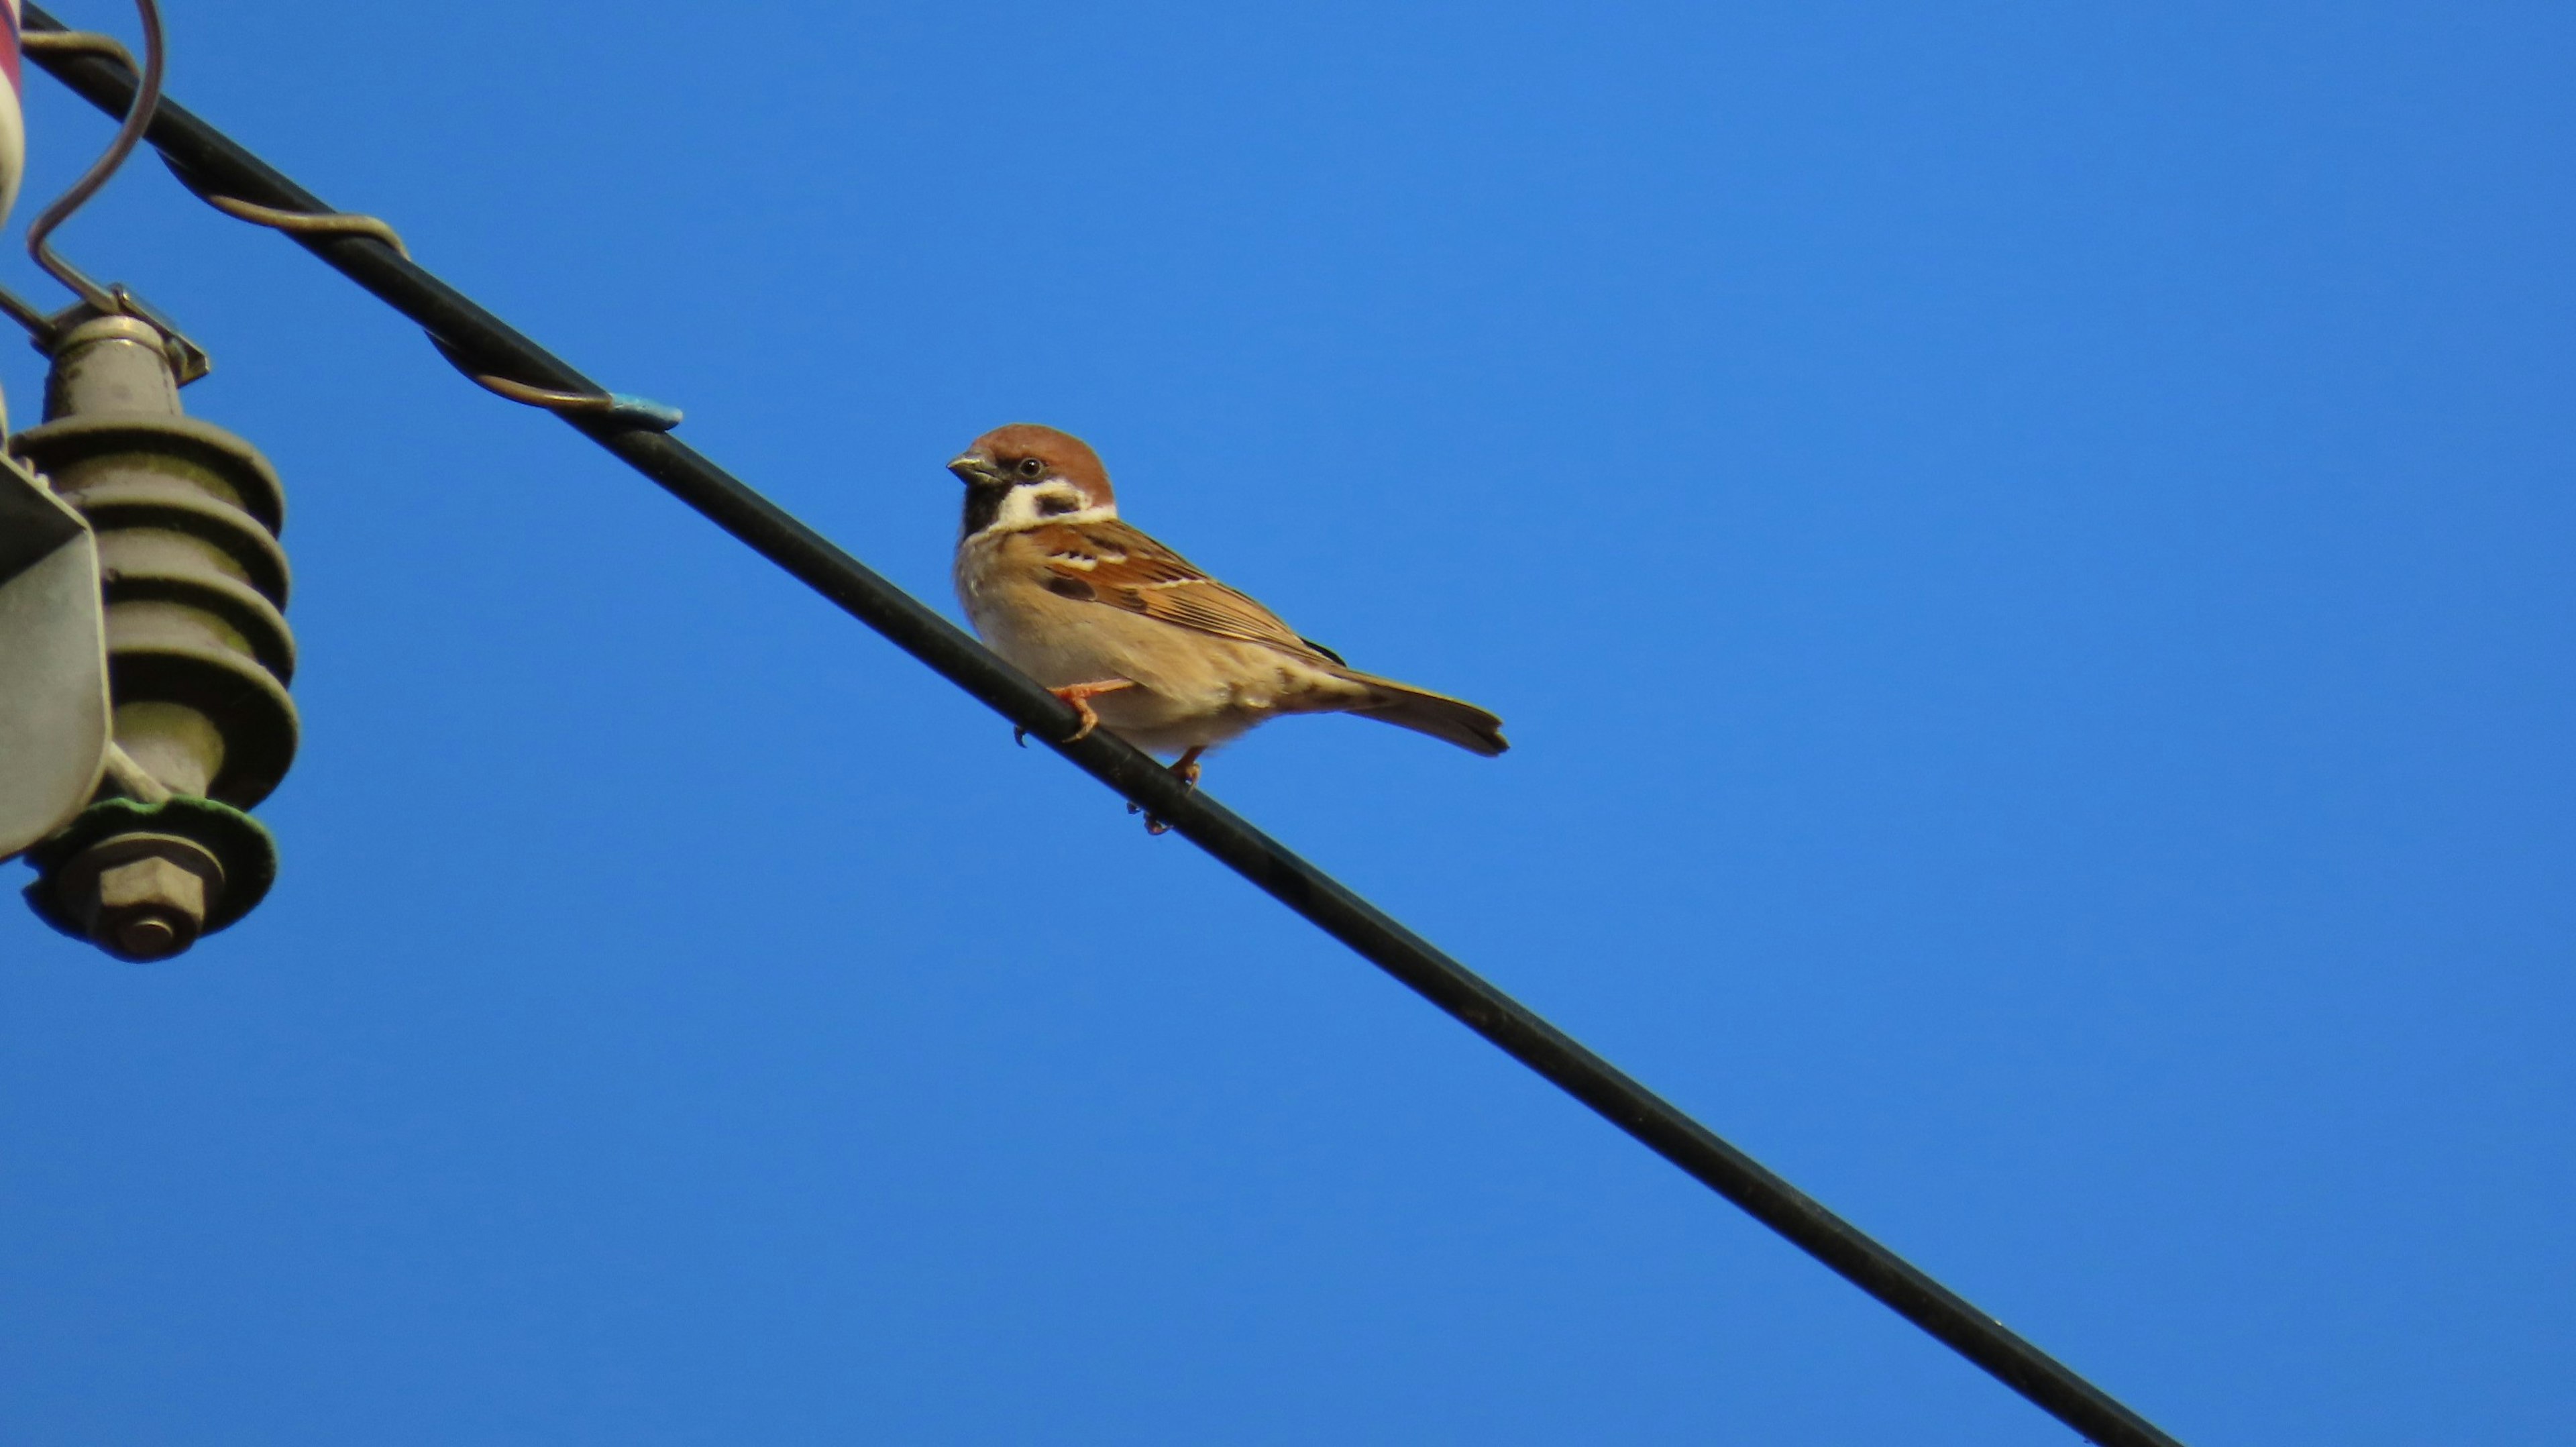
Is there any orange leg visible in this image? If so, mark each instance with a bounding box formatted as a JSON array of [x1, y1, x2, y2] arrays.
[[1032, 678, 1136, 744]]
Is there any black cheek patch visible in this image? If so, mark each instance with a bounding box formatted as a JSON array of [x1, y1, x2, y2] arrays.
[[1044, 575, 1097, 601], [1036, 492, 1081, 516]]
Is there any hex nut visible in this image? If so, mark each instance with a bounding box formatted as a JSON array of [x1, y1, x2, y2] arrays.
[[93, 853, 208, 960], [54, 832, 225, 962]]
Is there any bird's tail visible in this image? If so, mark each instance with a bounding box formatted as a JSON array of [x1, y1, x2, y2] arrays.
[[1341, 672, 1510, 757]]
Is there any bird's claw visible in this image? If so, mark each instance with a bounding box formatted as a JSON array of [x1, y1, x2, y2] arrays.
[[1043, 680, 1132, 745], [1012, 714, 1091, 745], [1133, 749, 1203, 836]]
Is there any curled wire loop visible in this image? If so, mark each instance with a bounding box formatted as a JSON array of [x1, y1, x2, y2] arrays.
[[201, 193, 411, 258], [21, 3, 166, 313]]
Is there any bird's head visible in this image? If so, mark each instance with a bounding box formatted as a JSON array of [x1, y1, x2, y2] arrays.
[[949, 424, 1118, 538]]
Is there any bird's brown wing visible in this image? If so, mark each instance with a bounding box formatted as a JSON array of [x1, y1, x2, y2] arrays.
[[1028, 519, 1341, 666]]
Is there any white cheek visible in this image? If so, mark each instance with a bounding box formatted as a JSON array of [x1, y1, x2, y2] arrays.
[[981, 484, 1116, 535], [996, 485, 1073, 529]]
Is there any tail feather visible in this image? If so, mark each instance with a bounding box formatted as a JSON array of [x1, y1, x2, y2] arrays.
[[1342, 673, 1509, 757]]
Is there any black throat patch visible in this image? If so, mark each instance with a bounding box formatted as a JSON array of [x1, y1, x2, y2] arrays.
[[959, 481, 1012, 539]]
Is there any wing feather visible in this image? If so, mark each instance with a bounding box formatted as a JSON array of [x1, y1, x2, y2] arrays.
[[1030, 519, 1337, 665]]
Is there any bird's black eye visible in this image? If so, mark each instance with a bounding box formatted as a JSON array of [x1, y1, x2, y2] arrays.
[[1017, 458, 1045, 478]]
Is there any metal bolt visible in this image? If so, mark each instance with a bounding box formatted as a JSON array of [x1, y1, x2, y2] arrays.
[[54, 831, 223, 961], [95, 852, 203, 958]]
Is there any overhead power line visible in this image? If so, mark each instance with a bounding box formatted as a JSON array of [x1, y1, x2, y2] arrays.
[[16, 9, 2187, 1444]]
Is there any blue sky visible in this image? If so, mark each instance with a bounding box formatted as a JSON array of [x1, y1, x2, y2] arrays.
[[4, 1, 2572, 1442]]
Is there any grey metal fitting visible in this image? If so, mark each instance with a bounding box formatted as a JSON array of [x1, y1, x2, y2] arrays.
[[10, 314, 294, 961]]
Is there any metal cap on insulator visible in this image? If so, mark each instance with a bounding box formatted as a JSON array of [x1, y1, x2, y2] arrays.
[[44, 312, 184, 416]]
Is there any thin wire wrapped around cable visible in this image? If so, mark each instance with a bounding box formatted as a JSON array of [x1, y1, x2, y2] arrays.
[[154, 153, 678, 429], [201, 193, 409, 258], [425, 331, 682, 429], [19, 2, 164, 313]]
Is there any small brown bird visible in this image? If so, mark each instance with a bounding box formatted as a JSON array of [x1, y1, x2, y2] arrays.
[[949, 424, 1506, 816]]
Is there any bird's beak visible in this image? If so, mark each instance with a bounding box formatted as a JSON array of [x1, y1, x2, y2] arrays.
[[947, 452, 1002, 486]]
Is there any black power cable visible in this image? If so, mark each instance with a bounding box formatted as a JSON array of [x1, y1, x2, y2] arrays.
[[15, 10, 2188, 1444]]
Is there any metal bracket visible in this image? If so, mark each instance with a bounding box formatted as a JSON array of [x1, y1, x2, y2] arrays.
[[0, 453, 111, 860], [24, 285, 212, 383]]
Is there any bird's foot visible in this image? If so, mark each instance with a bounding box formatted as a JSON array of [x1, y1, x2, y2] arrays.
[[1135, 747, 1206, 835], [1039, 678, 1136, 744]]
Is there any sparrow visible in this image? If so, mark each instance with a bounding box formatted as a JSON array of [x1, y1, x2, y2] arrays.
[[949, 423, 1506, 826]]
